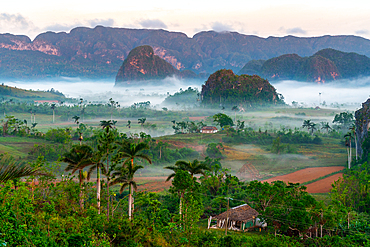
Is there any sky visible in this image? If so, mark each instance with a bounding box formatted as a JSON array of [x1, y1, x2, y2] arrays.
[[1, 0, 370, 40]]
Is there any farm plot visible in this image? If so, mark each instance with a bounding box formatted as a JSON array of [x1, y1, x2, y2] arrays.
[[305, 173, 343, 193], [262, 166, 344, 184]]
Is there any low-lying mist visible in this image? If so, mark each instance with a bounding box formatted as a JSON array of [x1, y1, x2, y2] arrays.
[[272, 77, 370, 109], [5, 76, 370, 109], [5, 77, 204, 107]]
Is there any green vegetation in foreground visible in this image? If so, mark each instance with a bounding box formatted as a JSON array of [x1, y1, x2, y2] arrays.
[[0, 105, 368, 246]]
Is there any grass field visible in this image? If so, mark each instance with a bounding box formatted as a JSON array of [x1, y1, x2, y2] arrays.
[[1, 106, 350, 193]]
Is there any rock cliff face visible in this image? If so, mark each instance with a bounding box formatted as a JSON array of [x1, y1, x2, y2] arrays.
[[355, 98, 370, 158], [115, 45, 180, 84], [239, 48, 369, 82], [201, 69, 283, 107], [2, 26, 370, 79]]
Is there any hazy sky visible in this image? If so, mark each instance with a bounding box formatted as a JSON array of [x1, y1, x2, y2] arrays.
[[1, 0, 370, 40]]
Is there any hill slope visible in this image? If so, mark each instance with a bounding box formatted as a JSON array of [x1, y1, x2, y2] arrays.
[[0, 84, 66, 102]]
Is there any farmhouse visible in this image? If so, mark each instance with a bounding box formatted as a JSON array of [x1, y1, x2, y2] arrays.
[[208, 204, 262, 231], [200, 126, 218, 133]]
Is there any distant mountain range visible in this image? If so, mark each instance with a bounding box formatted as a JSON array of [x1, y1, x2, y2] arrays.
[[1, 26, 370, 80], [238, 48, 370, 82]]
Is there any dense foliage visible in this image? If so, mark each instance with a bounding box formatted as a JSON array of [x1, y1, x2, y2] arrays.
[[201, 69, 283, 108], [163, 87, 199, 106]]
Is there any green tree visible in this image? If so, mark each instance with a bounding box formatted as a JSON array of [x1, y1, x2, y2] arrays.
[[115, 141, 151, 220], [63, 144, 94, 210], [302, 119, 312, 133], [344, 132, 354, 169], [231, 106, 239, 123], [0, 154, 43, 183], [321, 122, 332, 133], [50, 103, 56, 123], [72, 115, 80, 125], [333, 112, 354, 130], [110, 161, 144, 219], [213, 113, 233, 128]]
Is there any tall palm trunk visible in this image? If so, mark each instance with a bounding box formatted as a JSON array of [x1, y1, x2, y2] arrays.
[[354, 134, 358, 160], [97, 165, 101, 214], [179, 192, 184, 216], [79, 170, 84, 210], [349, 138, 352, 169], [129, 184, 133, 220], [128, 158, 134, 220], [106, 155, 110, 221], [53, 110, 55, 123]]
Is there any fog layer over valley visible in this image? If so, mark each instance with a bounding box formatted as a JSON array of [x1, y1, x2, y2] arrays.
[[4, 77, 204, 107], [272, 76, 370, 109], [6, 76, 370, 110]]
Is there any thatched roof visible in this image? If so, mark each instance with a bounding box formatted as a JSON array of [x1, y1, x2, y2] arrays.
[[213, 204, 259, 222]]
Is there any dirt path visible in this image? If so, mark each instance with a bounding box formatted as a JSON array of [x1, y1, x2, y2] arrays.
[[262, 166, 345, 184], [305, 173, 343, 193]]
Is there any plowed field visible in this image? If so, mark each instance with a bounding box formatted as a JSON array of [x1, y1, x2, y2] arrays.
[[262, 166, 344, 184], [305, 173, 343, 193]]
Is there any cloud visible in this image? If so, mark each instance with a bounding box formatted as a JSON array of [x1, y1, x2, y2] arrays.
[[355, 29, 369, 35], [286, 27, 307, 35], [138, 19, 167, 29], [0, 13, 33, 30], [44, 18, 115, 33], [44, 23, 80, 32], [87, 18, 115, 27], [211, 22, 233, 32]]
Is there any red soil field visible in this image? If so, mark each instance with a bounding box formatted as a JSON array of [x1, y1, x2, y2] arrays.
[[305, 173, 343, 193], [262, 166, 344, 184]]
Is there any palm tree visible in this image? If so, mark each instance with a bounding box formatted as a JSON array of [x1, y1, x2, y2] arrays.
[[110, 161, 143, 220], [108, 98, 119, 121], [97, 124, 117, 220], [349, 125, 358, 161], [165, 160, 209, 217], [344, 132, 353, 169], [50, 103, 56, 123], [138, 118, 146, 131], [115, 141, 151, 220], [302, 119, 312, 133], [72, 115, 80, 125], [63, 145, 94, 210], [0, 155, 44, 183], [86, 152, 104, 214], [29, 108, 33, 123], [308, 123, 317, 135], [126, 120, 131, 129], [81, 107, 85, 123], [100, 120, 114, 133], [165, 159, 210, 181], [321, 122, 332, 133]]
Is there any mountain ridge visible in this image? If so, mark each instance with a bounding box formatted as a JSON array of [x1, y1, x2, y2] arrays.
[[238, 48, 370, 82], [1, 26, 370, 79]]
